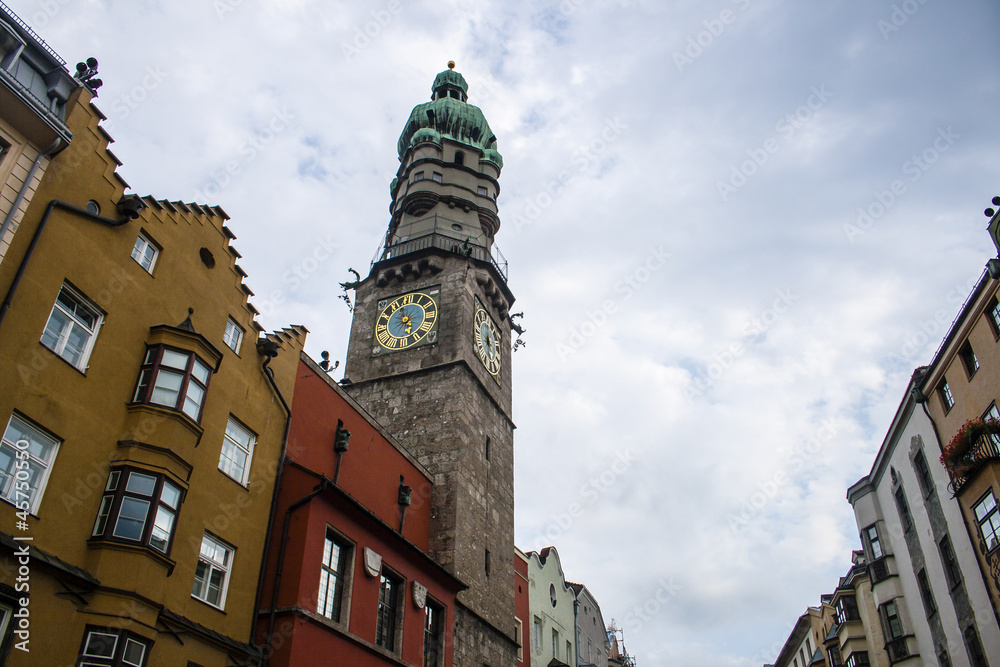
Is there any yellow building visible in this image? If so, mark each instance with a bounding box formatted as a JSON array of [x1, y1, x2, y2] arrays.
[[0, 29, 303, 667]]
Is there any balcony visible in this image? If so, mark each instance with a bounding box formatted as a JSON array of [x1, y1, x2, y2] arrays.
[[885, 636, 913, 663], [868, 557, 890, 585], [942, 433, 1000, 494], [371, 213, 508, 282]]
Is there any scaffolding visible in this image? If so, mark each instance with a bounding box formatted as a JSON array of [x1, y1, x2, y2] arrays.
[[606, 620, 637, 667]]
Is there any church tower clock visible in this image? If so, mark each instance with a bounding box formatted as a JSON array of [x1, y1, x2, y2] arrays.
[[342, 64, 517, 666]]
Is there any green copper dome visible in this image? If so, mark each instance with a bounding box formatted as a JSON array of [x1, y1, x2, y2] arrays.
[[396, 67, 502, 167]]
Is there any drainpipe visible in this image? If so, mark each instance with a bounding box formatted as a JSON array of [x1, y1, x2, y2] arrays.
[[0, 199, 135, 329], [263, 475, 330, 666], [0, 138, 63, 252], [253, 342, 292, 664]]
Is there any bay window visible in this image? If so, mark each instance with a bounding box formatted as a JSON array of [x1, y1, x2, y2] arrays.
[[91, 467, 183, 556], [133, 346, 211, 422]]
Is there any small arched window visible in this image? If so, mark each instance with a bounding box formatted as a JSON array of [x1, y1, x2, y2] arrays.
[[455, 151, 464, 166]]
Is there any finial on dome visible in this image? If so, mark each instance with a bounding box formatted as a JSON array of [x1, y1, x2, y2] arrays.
[[447, 60, 455, 70]]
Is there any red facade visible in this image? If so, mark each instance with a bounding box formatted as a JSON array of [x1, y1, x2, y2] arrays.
[[257, 354, 464, 666]]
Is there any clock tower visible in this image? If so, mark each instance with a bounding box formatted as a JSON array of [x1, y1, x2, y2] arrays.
[[342, 64, 517, 666]]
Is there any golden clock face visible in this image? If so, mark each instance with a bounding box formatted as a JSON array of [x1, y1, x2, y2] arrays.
[[474, 306, 501, 377], [375, 290, 439, 351]]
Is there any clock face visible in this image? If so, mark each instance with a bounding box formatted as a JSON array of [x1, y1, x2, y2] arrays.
[[474, 306, 501, 377], [374, 290, 439, 352]]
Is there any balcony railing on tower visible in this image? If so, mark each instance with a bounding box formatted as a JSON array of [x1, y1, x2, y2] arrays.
[[370, 213, 508, 282]]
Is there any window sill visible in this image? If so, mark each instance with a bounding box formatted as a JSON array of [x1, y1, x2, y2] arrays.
[[40, 342, 89, 376], [191, 595, 227, 614], [88, 537, 176, 574], [219, 469, 250, 491]]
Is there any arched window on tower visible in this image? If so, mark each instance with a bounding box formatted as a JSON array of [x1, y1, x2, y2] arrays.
[[455, 151, 464, 166]]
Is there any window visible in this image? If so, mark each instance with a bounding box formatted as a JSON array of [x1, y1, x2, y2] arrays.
[[939, 380, 955, 411], [913, 449, 935, 497], [376, 570, 401, 651], [0, 414, 59, 514], [515, 618, 523, 661], [845, 652, 870, 667], [835, 595, 859, 624], [533, 617, 541, 647], [477, 186, 488, 196], [40, 284, 103, 370], [938, 646, 952, 667], [551, 628, 558, 658], [454, 151, 464, 165], [983, 403, 1000, 447], [485, 548, 490, 577], [133, 346, 212, 422], [828, 647, 843, 666], [973, 490, 1000, 552], [960, 341, 979, 378], [317, 531, 350, 623], [0, 137, 10, 169], [916, 568, 937, 616], [894, 486, 913, 532], [989, 297, 1000, 337], [192, 533, 234, 609], [549, 582, 557, 607], [77, 626, 151, 666], [880, 600, 903, 640], [423, 599, 443, 667], [223, 318, 243, 354], [864, 525, 883, 560], [432, 172, 442, 183], [91, 468, 182, 555], [567, 640, 573, 662], [218, 417, 255, 485], [414, 172, 424, 182], [939, 535, 962, 589], [964, 625, 988, 667], [130, 231, 159, 274]]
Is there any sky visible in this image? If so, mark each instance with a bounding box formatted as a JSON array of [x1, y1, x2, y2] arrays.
[[8, 0, 1000, 664]]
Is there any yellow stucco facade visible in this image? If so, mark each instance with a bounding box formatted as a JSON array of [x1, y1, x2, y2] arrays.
[[0, 82, 303, 666]]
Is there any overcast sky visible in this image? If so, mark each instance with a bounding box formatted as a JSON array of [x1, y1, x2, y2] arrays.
[[10, 0, 1000, 664]]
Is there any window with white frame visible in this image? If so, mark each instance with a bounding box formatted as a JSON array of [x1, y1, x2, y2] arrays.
[[533, 617, 541, 647], [223, 318, 243, 354], [939, 380, 955, 411], [77, 625, 151, 666], [974, 490, 1000, 552], [133, 346, 212, 422], [317, 531, 351, 623], [91, 467, 183, 555], [130, 231, 159, 274], [218, 417, 255, 485], [191, 533, 234, 609], [0, 413, 60, 514], [40, 284, 103, 370], [864, 525, 883, 560]]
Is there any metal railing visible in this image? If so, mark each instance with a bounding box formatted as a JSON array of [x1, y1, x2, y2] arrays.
[[371, 213, 508, 281], [946, 435, 1000, 494], [0, 2, 67, 65]]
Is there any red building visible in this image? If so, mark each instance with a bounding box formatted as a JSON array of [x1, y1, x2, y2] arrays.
[[257, 352, 465, 665]]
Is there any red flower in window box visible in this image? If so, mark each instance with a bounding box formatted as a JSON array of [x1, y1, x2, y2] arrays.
[[940, 418, 1000, 474]]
